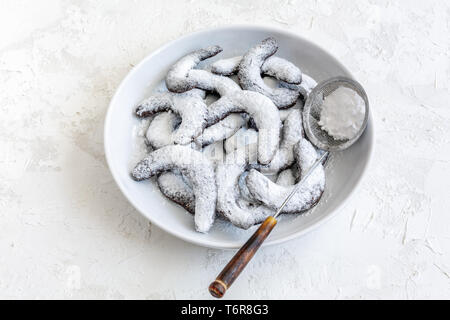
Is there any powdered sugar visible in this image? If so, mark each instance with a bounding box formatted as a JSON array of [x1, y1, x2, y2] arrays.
[[146, 112, 180, 149], [276, 169, 297, 186], [318, 86, 366, 140]]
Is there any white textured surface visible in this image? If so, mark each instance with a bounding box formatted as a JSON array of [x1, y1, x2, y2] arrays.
[[1, 0, 449, 299]]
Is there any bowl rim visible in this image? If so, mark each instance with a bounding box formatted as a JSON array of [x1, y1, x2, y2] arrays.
[[104, 24, 375, 249]]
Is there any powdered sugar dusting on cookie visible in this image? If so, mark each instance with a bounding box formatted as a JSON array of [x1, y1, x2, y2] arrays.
[[157, 171, 195, 214], [189, 69, 241, 95], [211, 56, 243, 76], [146, 112, 180, 149], [166, 46, 223, 92], [132, 145, 217, 233], [276, 169, 297, 186], [261, 56, 302, 84]]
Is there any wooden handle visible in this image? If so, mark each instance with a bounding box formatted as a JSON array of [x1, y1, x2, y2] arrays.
[[209, 216, 277, 298]]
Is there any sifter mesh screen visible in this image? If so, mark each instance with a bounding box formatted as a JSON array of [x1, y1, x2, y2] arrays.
[[303, 77, 369, 151]]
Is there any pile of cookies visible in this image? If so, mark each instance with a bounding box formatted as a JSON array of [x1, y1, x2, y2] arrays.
[[131, 38, 326, 233]]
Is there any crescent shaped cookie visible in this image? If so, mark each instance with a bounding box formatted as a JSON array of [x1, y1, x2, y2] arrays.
[[259, 109, 304, 175], [157, 171, 195, 214], [165, 46, 223, 93], [131, 145, 217, 233], [136, 89, 207, 145], [245, 139, 325, 214], [238, 37, 300, 109], [145, 112, 180, 149], [211, 55, 302, 84]]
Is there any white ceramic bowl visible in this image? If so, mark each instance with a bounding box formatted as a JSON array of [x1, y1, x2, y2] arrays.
[[104, 25, 374, 249]]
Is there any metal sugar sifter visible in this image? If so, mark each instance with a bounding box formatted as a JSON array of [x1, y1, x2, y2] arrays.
[[209, 76, 370, 298], [303, 76, 369, 152]]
